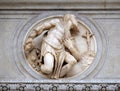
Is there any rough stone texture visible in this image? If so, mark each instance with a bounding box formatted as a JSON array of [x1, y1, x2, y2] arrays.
[[0, 0, 120, 90]]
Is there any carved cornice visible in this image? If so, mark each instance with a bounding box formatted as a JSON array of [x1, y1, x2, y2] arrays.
[[0, 0, 120, 10], [0, 83, 120, 90]]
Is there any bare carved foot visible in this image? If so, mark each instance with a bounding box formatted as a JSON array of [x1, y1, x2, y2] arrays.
[[60, 64, 71, 78]]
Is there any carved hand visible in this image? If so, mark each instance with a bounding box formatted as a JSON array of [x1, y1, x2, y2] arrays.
[[63, 38, 74, 49]]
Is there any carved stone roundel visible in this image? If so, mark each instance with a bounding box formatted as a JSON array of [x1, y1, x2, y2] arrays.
[[23, 14, 97, 79]]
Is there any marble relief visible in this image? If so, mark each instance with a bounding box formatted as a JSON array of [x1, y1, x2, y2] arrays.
[[24, 14, 97, 79]]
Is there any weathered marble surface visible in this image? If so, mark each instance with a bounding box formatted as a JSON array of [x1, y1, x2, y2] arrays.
[[0, 0, 120, 9], [0, 10, 119, 82], [23, 14, 96, 79], [0, 0, 120, 90]]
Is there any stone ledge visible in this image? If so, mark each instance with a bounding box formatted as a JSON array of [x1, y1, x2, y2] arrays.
[[0, 0, 119, 9], [0, 83, 119, 90]]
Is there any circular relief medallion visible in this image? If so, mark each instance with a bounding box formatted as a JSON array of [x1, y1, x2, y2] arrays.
[[23, 14, 97, 79]]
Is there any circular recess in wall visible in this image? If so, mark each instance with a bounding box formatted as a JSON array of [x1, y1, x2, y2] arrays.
[[15, 12, 107, 80]]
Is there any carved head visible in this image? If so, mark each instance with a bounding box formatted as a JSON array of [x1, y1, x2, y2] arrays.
[[63, 14, 75, 22], [63, 14, 80, 38]]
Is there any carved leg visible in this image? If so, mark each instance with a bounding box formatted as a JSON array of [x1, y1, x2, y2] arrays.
[[41, 53, 54, 74], [60, 52, 77, 77], [51, 56, 58, 79], [53, 52, 65, 79]]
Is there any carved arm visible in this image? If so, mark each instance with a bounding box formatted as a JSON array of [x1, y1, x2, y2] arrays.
[[64, 38, 81, 61], [24, 19, 58, 52]]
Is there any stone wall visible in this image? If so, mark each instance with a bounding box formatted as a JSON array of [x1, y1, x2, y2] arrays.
[[0, 0, 120, 90]]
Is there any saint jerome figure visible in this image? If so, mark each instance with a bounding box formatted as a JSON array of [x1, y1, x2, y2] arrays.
[[24, 14, 81, 79]]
